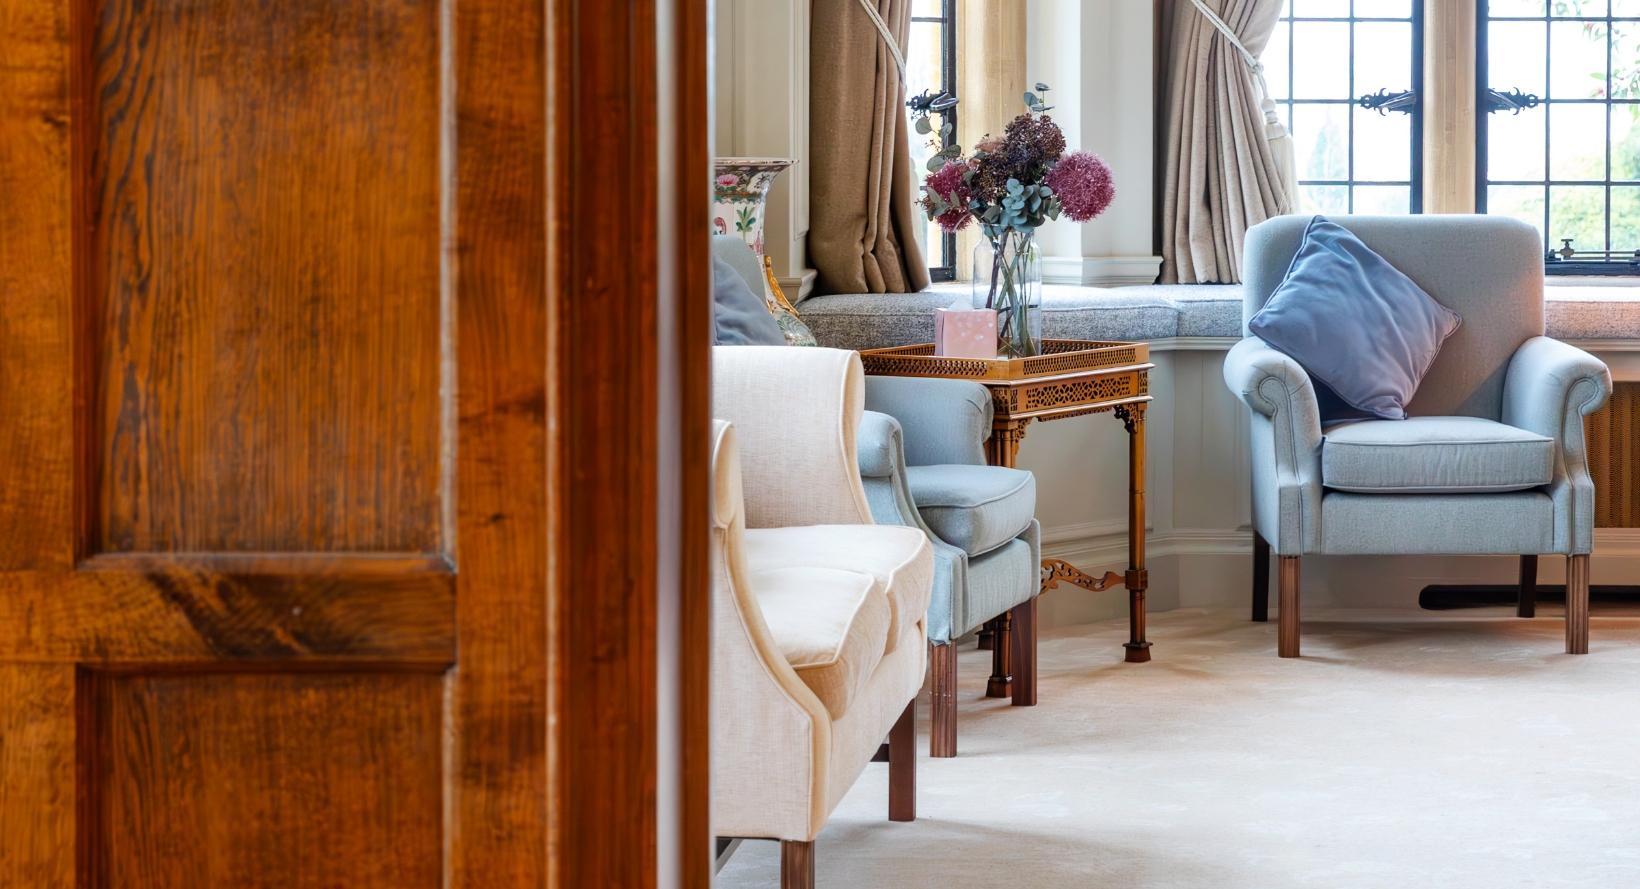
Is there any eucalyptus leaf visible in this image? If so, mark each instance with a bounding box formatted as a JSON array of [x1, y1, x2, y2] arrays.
[[1023, 92, 1038, 107], [915, 117, 932, 134], [1035, 82, 1050, 92], [926, 156, 946, 173]]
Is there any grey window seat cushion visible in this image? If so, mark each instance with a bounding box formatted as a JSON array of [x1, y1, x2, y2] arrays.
[[1321, 416, 1554, 493], [1249, 216, 1462, 421], [904, 464, 1036, 556]]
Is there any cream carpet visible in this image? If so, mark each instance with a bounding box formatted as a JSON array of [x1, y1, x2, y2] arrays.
[[717, 606, 1640, 887]]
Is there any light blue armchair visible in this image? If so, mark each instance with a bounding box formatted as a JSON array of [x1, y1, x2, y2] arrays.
[[857, 377, 1040, 757], [1225, 215, 1612, 658]]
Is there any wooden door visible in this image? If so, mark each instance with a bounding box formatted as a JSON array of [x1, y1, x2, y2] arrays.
[[0, 0, 710, 885]]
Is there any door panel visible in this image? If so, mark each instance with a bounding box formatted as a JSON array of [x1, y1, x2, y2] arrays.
[[82, 670, 444, 889], [82, 0, 446, 555], [1, 0, 708, 882]]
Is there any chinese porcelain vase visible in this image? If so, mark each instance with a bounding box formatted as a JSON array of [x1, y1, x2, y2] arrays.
[[712, 158, 794, 258]]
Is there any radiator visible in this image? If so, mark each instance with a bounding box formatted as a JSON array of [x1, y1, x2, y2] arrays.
[[1586, 381, 1640, 528]]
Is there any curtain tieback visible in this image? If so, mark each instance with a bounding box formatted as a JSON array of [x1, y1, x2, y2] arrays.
[[854, 0, 907, 79], [1187, 0, 1296, 214]]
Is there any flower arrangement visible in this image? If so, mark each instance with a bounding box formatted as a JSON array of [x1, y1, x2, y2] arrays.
[[915, 85, 1116, 357]]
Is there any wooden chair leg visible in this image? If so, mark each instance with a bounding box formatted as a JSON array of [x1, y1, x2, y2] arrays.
[[1011, 595, 1037, 707], [985, 611, 1013, 698], [1278, 555, 1300, 658], [780, 840, 815, 889], [929, 642, 957, 758], [1567, 553, 1590, 655], [1252, 531, 1270, 622], [1518, 554, 1538, 618], [888, 698, 916, 822]]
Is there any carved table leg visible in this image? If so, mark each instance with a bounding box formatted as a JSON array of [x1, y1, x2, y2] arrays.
[[1118, 404, 1151, 663], [985, 610, 1013, 697], [986, 418, 1030, 469]]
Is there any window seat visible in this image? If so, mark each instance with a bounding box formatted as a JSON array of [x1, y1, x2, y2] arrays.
[[797, 282, 1640, 351]]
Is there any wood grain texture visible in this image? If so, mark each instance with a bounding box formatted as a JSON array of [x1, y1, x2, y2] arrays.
[[779, 840, 815, 889], [83, 0, 446, 555], [83, 670, 444, 889], [0, 0, 74, 572], [0, 665, 75, 889], [1566, 553, 1590, 655], [445, 0, 548, 885], [1424, 0, 1476, 213], [929, 642, 957, 758], [887, 698, 916, 823], [0, 566, 453, 662], [667, 0, 716, 880], [1011, 594, 1036, 707], [1278, 556, 1301, 659]]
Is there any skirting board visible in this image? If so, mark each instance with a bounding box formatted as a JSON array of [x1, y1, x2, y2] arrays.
[[1042, 255, 1163, 287]]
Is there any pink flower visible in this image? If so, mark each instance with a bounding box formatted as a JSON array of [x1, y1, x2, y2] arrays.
[[920, 161, 973, 233], [1044, 151, 1115, 223], [716, 173, 740, 187]]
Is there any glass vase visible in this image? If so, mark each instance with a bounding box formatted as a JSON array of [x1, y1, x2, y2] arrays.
[[973, 229, 1043, 359], [970, 229, 1036, 362]]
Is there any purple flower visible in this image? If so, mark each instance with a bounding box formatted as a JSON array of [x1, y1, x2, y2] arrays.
[[921, 161, 973, 233], [1044, 151, 1115, 223]]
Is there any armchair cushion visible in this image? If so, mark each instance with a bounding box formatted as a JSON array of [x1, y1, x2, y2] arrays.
[[904, 464, 1037, 556], [753, 566, 891, 720], [1321, 416, 1554, 494], [862, 376, 992, 466], [745, 524, 934, 656], [1248, 217, 1461, 421]]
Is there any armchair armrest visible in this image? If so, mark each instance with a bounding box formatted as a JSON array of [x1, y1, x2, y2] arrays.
[[857, 409, 965, 644], [1502, 336, 1613, 554], [863, 376, 992, 466], [1222, 337, 1325, 554]]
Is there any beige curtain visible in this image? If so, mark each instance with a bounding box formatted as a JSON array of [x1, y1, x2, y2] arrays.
[[1160, 0, 1290, 284], [809, 0, 930, 296]]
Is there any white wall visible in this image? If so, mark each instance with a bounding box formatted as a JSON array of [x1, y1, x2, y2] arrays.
[[1026, 0, 1162, 286], [713, 0, 817, 297]]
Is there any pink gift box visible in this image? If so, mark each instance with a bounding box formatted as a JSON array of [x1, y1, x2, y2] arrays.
[[934, 307, 998, 359]]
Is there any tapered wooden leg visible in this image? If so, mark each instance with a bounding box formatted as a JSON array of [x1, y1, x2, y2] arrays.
[[985, 610, 1013, 697], [1278, 556, 1301, 658], [1120, 404, 1152, 663], [929, 642, 957, 758], [1567, 553, 1590, 655], [888, 698, 916, 822], [780, 840, 815, 889], [1518, 554, 1539, 618], [1011, 595, 1037, 706], [1252, 531, 1271, 622], [977, 624, 993, 650]]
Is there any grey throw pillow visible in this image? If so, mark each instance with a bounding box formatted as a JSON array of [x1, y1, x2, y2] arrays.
[[713, 253, 786, 346], [1249, 216, 1461, 421]]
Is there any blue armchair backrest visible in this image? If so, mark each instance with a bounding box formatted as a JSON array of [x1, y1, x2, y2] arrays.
[[1244, 214, 1545, 421]]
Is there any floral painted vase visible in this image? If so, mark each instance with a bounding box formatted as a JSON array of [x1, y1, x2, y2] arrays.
[[712, 158, 794, 259]]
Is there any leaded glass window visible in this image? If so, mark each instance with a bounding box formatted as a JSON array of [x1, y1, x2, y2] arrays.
[[1266, 0, 1424, 214], [1480, 0, 1640, 273], [906, 0, 957, 281]]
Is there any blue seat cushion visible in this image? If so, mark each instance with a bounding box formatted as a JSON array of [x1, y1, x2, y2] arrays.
[[904, 464, 1035, 556], [1322, 416, 1554, 494]]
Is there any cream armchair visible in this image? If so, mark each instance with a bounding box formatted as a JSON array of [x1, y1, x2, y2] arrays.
[[711, 347, 934, 888]]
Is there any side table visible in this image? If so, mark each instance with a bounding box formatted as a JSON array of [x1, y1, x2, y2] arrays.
[[859, 340, 1156, 706]]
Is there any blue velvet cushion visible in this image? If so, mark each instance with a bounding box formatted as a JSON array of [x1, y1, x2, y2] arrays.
[[712, 252, 786, 346], [1249, 216, 1461, 421]]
